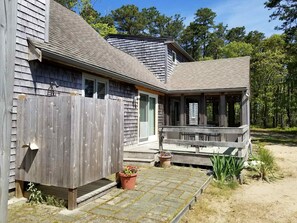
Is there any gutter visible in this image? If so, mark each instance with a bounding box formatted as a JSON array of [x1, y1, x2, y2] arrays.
[[167, 87, 247, 95], [40, 48, 168, 93]]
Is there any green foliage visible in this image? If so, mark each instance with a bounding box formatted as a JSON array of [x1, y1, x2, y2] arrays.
[[45, 195, 66, 207], [27, 183, 65, 207], [122, 166, 138, 175], [54, 0, 77, 10], [28, 182, 45, 204], [220, 41, 253, 58], [251, 34, 289, 127], [141, 7, 184, 39], [79, 0, 117, 37], [180, 8, 217, 60], [210, 154, 244, 184], [248, 144, 277, 181], [226, 26, 246, 43], [111, 5, 146, 35], [265, 0, 297, 42]]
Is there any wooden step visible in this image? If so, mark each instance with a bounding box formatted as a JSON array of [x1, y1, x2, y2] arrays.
[[123, 150, 157, 159], [123, 158, 156, 166]]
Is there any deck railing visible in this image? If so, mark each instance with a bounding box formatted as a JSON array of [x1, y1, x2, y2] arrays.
[[159, 125, 250, 157]]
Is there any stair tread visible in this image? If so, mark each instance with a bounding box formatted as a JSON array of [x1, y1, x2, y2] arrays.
[[124, 157, 155, 162], [124, 150, 158, 154]]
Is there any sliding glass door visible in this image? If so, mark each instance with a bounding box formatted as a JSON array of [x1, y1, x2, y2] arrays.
[[139, 92, 157, 142]]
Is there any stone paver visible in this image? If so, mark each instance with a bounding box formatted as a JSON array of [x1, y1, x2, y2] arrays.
[[8, 166, 210, 223]]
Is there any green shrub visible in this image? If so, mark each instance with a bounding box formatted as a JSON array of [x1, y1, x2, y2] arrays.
[[27, 182, 65, 207], [210, 154, 229, 183], [257, 144, 276, 181], [210, 154, 244, 183], [27, 182, 45, 204]]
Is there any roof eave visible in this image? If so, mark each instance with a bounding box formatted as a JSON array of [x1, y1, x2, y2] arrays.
[[165, 41, 194, 62], [167, 87, 248, 94]]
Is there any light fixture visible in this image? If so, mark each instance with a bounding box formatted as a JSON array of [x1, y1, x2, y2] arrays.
[[245, 90, 250, 97], [47, 81, 59, 97]]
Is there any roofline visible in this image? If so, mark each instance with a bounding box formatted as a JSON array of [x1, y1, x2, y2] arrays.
[[40, 48, 168, 93], [167, 87, 247, 94], [165, 41, 194, 61], [36, 48, 248, 95], [106, 34, 174, 43]]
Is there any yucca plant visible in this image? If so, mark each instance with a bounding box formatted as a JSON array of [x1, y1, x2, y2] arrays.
[[228, 156, 245, 180], [210, 154, 244, 183], [210, 154, 229, 183]]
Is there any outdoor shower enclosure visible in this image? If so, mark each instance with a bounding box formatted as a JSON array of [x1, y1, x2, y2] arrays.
[[15, 95, 123, 208]]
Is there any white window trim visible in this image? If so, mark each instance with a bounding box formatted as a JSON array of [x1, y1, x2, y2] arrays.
[[172, 51, 177, 64], [82, 73, 109, 99]]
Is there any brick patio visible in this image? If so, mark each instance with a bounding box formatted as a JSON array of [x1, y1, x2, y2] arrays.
[[8, 166, 211, 223]]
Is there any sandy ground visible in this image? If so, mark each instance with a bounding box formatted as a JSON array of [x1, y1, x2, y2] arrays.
[[182, 144, 297, 223]]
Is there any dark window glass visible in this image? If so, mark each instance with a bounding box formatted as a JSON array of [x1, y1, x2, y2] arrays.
[[84, 79, 94, 98], [97, 82, 106, 99]]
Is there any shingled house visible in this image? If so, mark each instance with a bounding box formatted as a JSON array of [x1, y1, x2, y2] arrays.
[[10, 0, 250, 192]]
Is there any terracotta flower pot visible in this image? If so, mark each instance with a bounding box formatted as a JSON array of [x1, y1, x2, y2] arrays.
[[119, 172, 137, 190], [159, 155, 172, 168]]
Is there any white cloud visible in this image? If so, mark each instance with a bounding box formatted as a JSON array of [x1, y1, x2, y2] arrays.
[[211, 0, 282, 37]]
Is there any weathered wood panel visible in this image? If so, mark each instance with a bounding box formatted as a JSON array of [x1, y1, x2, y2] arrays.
[[16, 96, 123, 188], [0, 0, 17, 220], [159, 125, 250, 158]]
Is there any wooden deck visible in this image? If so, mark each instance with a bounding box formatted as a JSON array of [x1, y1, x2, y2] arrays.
[[124, 125, 251, 166]]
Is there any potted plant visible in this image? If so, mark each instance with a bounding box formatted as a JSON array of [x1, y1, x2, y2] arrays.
[[158, 151, 172, 168], [119, 166, 138, 190]]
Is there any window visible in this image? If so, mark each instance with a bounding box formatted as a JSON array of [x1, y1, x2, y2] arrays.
[[172, 51, 177, 64], [189, 103, 198, 125], [82, 74, 108, 99]]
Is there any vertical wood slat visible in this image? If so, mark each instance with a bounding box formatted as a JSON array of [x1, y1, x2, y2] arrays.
[[199, 94, 206, 125], [16, 96, 123, 189], [0, 0, 17, 219], [180, 95, 185, 126]]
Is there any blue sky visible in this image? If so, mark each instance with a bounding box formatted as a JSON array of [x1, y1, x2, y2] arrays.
[[92, 0, 282, 37]]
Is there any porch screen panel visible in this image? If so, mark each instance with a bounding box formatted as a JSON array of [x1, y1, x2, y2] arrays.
[[148, 97, 156, 135], [189, 103, 198, 125]]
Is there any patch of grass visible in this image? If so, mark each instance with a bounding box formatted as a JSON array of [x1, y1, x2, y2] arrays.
[[251, 126, 297, 134], [205, 181, 238, 200], [251, 128, 297, 146]]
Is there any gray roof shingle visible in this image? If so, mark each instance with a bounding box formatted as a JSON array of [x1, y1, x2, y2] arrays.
[[31, 0, 165, 90], [167, 57, 250, 92]]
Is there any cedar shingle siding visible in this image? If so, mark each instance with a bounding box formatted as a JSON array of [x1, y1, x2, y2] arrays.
[[106, 35, 191, 83], [108, 81, 138, 146], [107, 37, 167, 83], [11, 0, 49, 190]]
